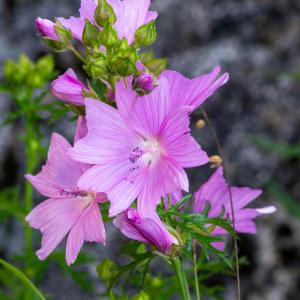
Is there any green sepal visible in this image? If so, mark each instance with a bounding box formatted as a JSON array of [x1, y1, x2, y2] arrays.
[[135, 20, 157, 47], [100, 24, 119, 48], [82, 20, 101, 48], [95, 0, 117, 27]]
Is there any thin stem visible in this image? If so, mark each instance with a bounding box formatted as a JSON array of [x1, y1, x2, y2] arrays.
[[192, 241, 201, 300], [200, 108, 241, 300], [172, 257, 191, 300], [24, 116, 35, 257], [69, 45, 87, 63]]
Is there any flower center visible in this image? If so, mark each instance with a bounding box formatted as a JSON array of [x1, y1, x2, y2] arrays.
[[129, 139, 163, 166], [60, 189, 96, 204]]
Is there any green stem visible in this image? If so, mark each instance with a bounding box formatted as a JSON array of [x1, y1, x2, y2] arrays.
[[24, 117, 35, 257], [69, 45, 87, 63], [193, 241, 200, 300], [172, 257, 191, 300]]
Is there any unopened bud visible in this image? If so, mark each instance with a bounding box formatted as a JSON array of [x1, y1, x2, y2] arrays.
[[100, 25, 118, 48], [35, 17, 58, 40], [209, 155, 223, 167], [82, 20, 101, 48], [196, 119, 206, 129], [95, 0, 117, 27], [135, 73, 155, 95], [135, 20, 157, 47]]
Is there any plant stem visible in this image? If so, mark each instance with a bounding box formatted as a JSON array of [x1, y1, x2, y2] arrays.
[[192, 241, 201, 300], [172, 257, 191, 300], [200, 108, 241, 300], [69, 45, 87, 63], [24, 116, 35, 257]]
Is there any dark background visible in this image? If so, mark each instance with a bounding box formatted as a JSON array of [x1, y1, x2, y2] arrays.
[[0, 0, 299, 299]]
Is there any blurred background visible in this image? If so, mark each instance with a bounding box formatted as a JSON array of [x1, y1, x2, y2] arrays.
[[0, 0, 299, 299]]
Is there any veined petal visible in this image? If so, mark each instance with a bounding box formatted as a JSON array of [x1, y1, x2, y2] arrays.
[[159, 108, 209, 168], [69, 98, 139, 164], [108, 0, 158, 44], [161, 66, 229, 111], [66, 201, 105, 265], [26, 133, 83, 198], [57, 16, 85, 41], [115, 77, 171, 138], [26, 198, 87, 261], [79, 0, 97, 22], [138, 158, 189, 218]]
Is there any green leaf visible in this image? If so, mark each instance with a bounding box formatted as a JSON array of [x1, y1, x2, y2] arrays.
[[0, 258, 46, 300], [248, 135, 300, 160], [267, 180, 300, 219], [169, 195, 191, 213]]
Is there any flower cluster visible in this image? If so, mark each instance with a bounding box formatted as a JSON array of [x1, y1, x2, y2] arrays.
[[27, 0, 275, 266]]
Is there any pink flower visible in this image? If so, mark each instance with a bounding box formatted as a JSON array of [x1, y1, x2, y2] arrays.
[[51, 69, 89, 106], [58, 0, 157, 44], [25, 133, 106, 265], [114, 208, 178, 254], [161, 66, 229, 111], [135, 73, 155, 94], [35, 17, 58, 40], [69, 77, 209, 218], [192, 167, 276, 250]]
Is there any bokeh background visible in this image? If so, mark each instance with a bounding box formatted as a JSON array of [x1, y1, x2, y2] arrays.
[[0, 0, 299, 299]]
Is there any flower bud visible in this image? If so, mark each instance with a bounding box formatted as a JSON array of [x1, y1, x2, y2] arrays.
[[135, 20, 157, 47], [51, 68, 89, 106], [196, 119, 206, 129], [35, 17, 58, 40], [94, 0, 117, 27], [100, 25, 119, 48], [209, 155, 223, 168], [135, 73, 155, 95], [82, 20, 101, 48]]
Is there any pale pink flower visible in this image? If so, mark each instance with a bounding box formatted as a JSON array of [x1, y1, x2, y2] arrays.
[[58, 0, 157, 44], [51, 68, 89, 106], [192, 167, 276, 250], [25, 133, 106, 265], [69, 77, 209, 218], [114, 208, 178, 254], [35, 17, 58, 40]]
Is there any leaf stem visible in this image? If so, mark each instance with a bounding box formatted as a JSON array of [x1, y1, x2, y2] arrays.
[[193, 241, 201, 300], [69, 45, 87, 63], [172, 257, 191, 300]]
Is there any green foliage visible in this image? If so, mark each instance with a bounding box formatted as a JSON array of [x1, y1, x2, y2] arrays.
[[139, 52, 168, 76], [0, 258, 46, 300], [249, 135, 300, 160], [266, 180, 300, 219]]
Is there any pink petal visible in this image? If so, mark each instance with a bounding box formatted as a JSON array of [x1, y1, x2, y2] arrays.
[[66, 201, 105, 265], [74, 116, 88, 143], [159, 108, 209, 168], [115, 77, 172, 137], [26, 198, 87, 260], [35, 17, 58, 40], [161, 66, 229, 111], [26, 133, 83, 198], [51, 68, 87, 106], [108, 0, 158, 44], [138, 159, 189, 217], [193, 167, 228, 216], [70, 98, 139, 164], [229, 187, 263, 211], [57, 16, 85, 41], [79, 0, 98, 22]]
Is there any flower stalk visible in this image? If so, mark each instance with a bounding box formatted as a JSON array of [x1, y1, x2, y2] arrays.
[[172, 257, 191, 300]]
